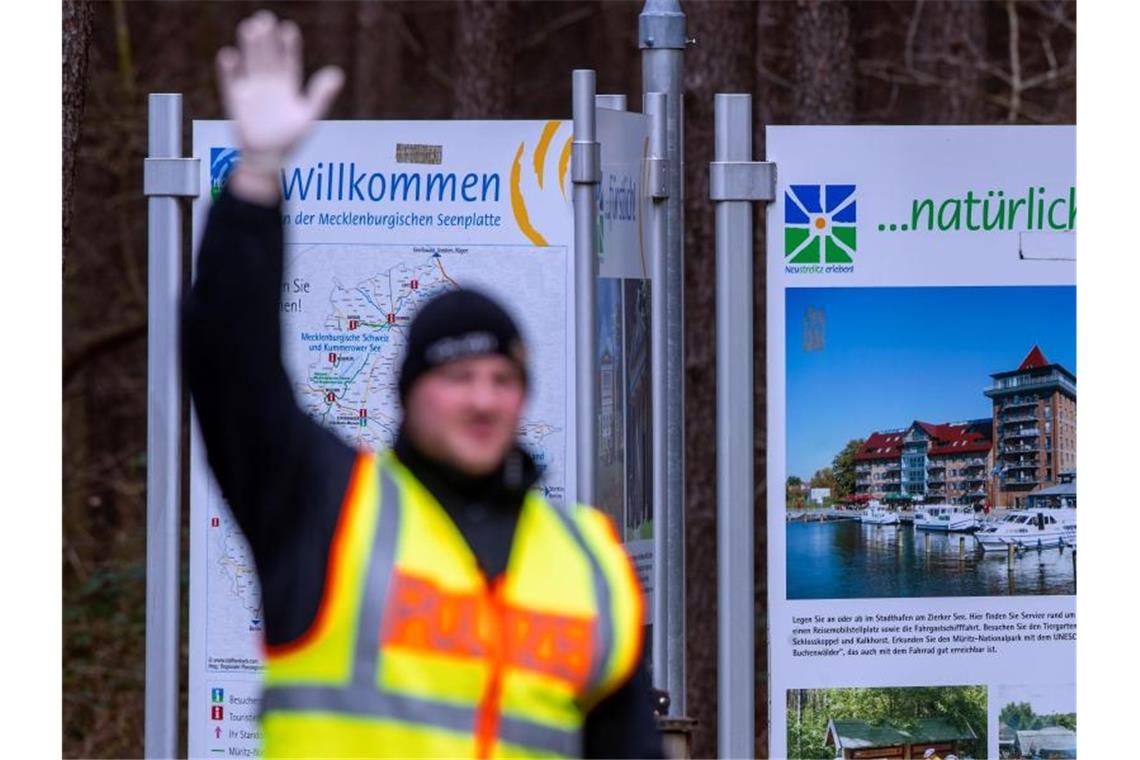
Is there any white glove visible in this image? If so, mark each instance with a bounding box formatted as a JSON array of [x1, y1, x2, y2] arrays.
[[216, 11, 344, 180]]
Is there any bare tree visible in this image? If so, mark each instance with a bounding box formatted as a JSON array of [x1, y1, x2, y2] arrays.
[[682, 2, 757, 755], [63, 0, 94, 269], [790, 0, 855, 122], [909, 1, 988, 123], [856, 1, 1074, 125], [354, 1, 405, 118], [452, 0, 513, 117]]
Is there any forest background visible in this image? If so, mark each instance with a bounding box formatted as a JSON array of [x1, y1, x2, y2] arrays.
[[61, 1, 1076, 757]]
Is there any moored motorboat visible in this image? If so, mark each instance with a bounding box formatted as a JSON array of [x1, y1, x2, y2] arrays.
[[975, 508, 1076, 551], [913, 504, 979, 532], [860, 504, 899, 526]]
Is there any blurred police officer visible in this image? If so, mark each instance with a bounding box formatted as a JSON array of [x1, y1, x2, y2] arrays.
[[183, 11, 663, 759]]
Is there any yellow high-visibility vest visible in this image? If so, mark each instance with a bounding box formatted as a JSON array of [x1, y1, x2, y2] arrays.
[[260, 450, 644, 758]]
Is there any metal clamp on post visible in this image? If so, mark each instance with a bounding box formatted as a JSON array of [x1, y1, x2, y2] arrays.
[[646, 157, 668, 200], [645, 91, 669, 200], [144, 157, 201, 197], [571, 142, 600, 185], [708, 160, 776, 202]]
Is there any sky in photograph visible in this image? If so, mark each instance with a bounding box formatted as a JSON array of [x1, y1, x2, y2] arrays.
[[786, 286, 1076, 479], [996, 683, 1077, 716]]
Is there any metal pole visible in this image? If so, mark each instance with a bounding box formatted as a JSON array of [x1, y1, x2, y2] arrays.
[[644, 90, 669, 688], [573, 70, 600, 507], [640, 0, 687, 717], [713, 93, 755, 759], [145, 93, 184, 760]]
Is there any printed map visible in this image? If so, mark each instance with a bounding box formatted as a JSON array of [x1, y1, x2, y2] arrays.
[[204, 242, 567, 668]]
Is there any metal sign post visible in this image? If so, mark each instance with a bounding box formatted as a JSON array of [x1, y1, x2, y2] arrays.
[[643, 90, 669, 686], [143, 93, 200, 759], [640, 0, 688, 717], [710, 92, 775, 758], [572, 70, 600, 506]]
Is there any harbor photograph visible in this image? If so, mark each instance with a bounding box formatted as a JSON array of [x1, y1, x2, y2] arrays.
[[785, 286, 1075, 600], [786, 685, 987, 759]]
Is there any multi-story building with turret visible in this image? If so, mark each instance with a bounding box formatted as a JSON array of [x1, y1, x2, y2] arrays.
[[984, 345, 1077, 508]]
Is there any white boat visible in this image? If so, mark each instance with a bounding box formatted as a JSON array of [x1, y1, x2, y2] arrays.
[[975, 508, 1076, 551], [860, 505, 899, 525], [913, 504, 979, 532]]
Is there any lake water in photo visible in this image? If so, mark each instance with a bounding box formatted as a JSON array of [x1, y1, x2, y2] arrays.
[[786, 520, 1076, 599]]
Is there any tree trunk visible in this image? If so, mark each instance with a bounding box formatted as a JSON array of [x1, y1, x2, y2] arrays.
[[452, 0, 513, 118], [790, 0, 855, 122], [62, 0, 95, 270], [682, 3, 757, 756], [911, 0, 988, 123], [354, 1, 404, 119]]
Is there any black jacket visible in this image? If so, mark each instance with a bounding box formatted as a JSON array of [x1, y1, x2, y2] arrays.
[[182, 187, 664, 758]]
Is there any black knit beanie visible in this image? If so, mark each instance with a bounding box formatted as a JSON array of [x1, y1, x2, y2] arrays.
[[398, 289, 528, 403]]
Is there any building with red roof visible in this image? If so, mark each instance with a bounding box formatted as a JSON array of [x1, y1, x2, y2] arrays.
[[849, 346, 1075, 509], [854, 420, 993, 506]]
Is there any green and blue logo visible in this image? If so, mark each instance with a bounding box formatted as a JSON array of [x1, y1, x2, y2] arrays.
[[210, 147, 241, 200], [784, 184, 856, 264]]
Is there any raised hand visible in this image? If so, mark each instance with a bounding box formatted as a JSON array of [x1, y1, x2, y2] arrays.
[[216, 10, 344, 201]]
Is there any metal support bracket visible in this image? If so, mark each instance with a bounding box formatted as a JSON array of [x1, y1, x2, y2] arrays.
[[571, 142, 601, 185], [708, 160, 776, 202], [646, 157, 668, 200], [144, 157, 201, 197]]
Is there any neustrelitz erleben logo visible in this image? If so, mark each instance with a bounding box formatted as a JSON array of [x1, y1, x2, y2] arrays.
[[210, 147, 241, 200], [784, 184, 856, 273]]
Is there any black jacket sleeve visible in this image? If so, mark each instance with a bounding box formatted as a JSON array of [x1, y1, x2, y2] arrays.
[[583, 635, 666, 759], [181, 187, 356, 646]]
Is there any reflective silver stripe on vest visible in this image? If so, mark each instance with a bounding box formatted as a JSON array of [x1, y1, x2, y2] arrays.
[[262, 685, 579, 756], [262, 684, 580, 756], [352, 463, 401, 688], [498, 714, 580, 756], [546, 501, 615, 699], [262, 462, 583, 757]]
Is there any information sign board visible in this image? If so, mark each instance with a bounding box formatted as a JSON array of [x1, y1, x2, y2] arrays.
[[188, 119, 576, 758], [766, 126, 1076, 760]]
